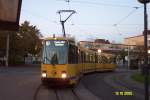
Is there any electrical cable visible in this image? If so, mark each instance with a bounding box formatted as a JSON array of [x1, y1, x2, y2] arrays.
[[22, 9, 58, 24], [22, 1, 145, 38], [56, 0, 134, 8], [114, 6, 142, 25], [112, 6, 142, 36]]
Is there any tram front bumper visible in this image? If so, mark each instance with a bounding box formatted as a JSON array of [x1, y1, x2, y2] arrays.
[[41, 78, 70, 86]]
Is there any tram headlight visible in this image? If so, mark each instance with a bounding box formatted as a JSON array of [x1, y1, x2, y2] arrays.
[[61, 71, 67, 79], [42, 71, 47, 78]]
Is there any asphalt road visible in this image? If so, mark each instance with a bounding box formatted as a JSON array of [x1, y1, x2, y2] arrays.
[[0, 66, 147, 100], [0, 66, 41, 100], [82, 72, 142, 100]]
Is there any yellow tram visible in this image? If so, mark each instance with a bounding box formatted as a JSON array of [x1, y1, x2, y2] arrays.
[[41, 37, 116, 86]]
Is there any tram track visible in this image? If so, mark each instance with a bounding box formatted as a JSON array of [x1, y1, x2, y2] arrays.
[[112, 74, 145, 99], [33, 84, 81, 100], [33, 84, 43, 100], [81, 79, 101, 100], [26, 72, 144, 100], [82, 73, 143, 100], [71, 88, 81, 100], [54, 88, 81, 100], [76, 77, 101, 100], [54, 89, 61, 100], [33, 74, 104, 100]]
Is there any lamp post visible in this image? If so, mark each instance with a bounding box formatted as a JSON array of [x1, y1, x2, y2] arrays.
[[148, 50, 150, 54], [148, 50, 150, 63], [128, 45, 130, 70], [137, 0, 150, 100], [0, 0, 22, 66]]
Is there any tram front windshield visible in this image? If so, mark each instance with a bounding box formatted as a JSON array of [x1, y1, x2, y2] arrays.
[[43, 40, 68, 64]]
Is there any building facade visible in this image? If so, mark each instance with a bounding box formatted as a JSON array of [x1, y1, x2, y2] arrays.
[[78, 39, 124, 54], [123, 34, 150, 69], [124, 33, 150, 47], [124, 35, 144, 46]]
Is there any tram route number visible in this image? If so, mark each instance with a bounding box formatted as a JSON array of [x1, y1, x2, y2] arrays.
[[113, 91, 134, 96]]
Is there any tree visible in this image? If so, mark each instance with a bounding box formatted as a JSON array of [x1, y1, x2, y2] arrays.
[[18, 21, 43, 55], [0, 21, 43, 65]]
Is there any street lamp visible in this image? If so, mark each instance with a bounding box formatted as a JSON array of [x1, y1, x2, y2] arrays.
[[97, 49, 102, 54], [148, 50, 150, 54], [138, 0, 150, 3], [97, 49, 102, 63], [137, 0, 150, 100], [0, 0, 22, 67], [148, 49, 150, 64], [128, 46, 130, 70]]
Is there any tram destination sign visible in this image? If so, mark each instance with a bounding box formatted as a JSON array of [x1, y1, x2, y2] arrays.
[[0, 0, 22, 31]]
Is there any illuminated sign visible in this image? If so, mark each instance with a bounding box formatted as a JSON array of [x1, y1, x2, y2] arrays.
[[54, 41, 66, 46], [45, 40, 66, 46]]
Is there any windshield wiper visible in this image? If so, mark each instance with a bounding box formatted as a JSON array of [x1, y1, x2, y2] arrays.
[[43, 56, 51, 63], [51, 53, 58, 65]]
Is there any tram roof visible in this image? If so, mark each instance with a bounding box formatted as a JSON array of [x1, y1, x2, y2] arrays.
[[44, 37, 76, 45], [45, 37, 66, 40], [45, 37, 74, 40]]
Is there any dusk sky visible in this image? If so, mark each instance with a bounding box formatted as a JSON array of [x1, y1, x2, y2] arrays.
[[20, 0, 150, 43]]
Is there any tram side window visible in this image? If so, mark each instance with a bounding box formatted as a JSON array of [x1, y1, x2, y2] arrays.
[[75, 47, 78, 63], [88, 54, 90, 63], [95, 54, 98, 63], [85, 53, 88, 63], [92, 54, 94, 63], [90, 55, 92, 63], [86, 53, 90, 63], [85, 53, 87, 63], [93, 54, 95, 63], [83, 52, 86, 63], [78, 49, 81, 63], [92, 55, 94, 63], [68, 44, 78, 64], [84, 52, 86, 63], [81, 51, 84, 63]]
